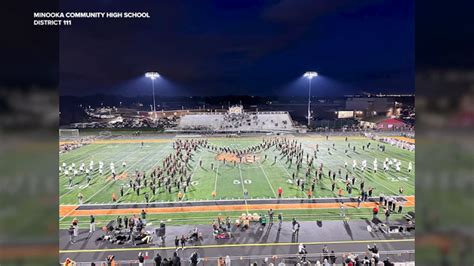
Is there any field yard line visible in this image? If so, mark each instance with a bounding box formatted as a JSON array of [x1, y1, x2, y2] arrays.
[[213, 163, 220, 193], [83, 145, 155, 203], [237, 163, 249, 214], [232, 140, 249, 209], [179, 153, 203, 201], [363, 149, 415, 189], [258, 162, 277, 198], [385, 171, 415, 189], [120, 144, 172, 202], [59, 207, 79, 222], [365, 172, 399, 195], [298, 143, 335, 189], [59, 144, 107, 164], [59, 144, 144, 187], [59, 145, 144, 199], [274, 152, 293, 179], [237, 164, 246, 194]]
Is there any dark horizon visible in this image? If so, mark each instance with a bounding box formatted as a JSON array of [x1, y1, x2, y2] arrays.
[[59, 0, 414, 97]]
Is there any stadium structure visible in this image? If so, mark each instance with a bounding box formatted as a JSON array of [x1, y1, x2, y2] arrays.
[[176, 105, 298, 133], [59, 102, 415, 265]]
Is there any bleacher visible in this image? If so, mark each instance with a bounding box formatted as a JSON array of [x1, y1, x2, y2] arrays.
[[177, 109, 296, 132]]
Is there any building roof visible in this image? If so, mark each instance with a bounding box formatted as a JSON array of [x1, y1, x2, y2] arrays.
[[360, 115, 387, 123], [377, 118, 407, 125]]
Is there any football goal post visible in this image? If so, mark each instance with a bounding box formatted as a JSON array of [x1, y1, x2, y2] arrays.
[[59, 129, 80, 138]]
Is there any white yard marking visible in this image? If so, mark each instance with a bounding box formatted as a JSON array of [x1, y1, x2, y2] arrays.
[[213, 164, 220, 192], [258, 162, 277, 198]]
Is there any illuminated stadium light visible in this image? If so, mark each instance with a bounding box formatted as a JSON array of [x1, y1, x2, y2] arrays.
[[303, 71, 318, 126], [303, 71, 318, 79], [145, 71, 160, 80], [145, 71, 160, 119]]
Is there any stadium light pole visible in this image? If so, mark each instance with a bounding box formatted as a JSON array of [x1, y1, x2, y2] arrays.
[[303, 71, 318, 127], [145, 72, 160, 119]]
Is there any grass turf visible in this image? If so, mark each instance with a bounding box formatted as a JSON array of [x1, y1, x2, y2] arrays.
[[59, 136, 415, 205]]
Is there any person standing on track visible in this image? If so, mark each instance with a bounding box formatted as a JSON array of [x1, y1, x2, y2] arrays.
[[68, 224, 75, 243], [276, 187, 282, 198], [88, 215, 95, 238], [174, 236, 180, 251], [180, 234, 186, 249], [340, 202, 346, 217], [292, 217, 300, 233], [372, 206, 379, 219], [385, 208, 391, 223], [141, 209, 147, 224], [268, 209, 274, 225], [72, 218, 79, 243], [278, 213, 283, 230]]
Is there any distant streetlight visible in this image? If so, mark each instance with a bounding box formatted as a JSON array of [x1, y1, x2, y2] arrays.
[[303, 71, 318, 126], [145, 71, 160, 119]]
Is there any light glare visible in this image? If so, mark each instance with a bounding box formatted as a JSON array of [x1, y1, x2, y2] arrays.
[[303, 71, 318, 79], [145, 71, 160, 80]]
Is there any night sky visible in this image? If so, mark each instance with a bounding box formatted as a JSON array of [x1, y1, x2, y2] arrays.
[[59, 0, 414, 97]]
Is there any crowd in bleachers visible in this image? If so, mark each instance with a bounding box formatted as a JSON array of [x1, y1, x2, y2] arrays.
[[72, 117, 179, 129], [178, 111, 295, 132]]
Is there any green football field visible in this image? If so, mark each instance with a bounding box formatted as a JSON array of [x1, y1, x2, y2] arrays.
[[59, 135, 415, 205]]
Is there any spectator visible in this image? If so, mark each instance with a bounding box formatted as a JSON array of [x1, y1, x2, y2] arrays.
[[277, 187, 283, 198], [68, 224, 74, 243], [138, 252, 145, 266], [106, 255, 116, 266], [217, 257, 225, 266], [180, 234, 186, 249], [322, 245, 329, 261], [141, 209, 147, 224], [63, 258, 74, 266], [154, 253, 162, 266], [88, 215, 95, 238], [368, 244, 380, 263], [385, 209, 391, 223], [383, 257, 395, 266], [162, 258, 171, 266], [373, 206, 379, 219], [172, 252, 181, 266], [225, 255, 231, 266], [174, 236, 179, 250], [189, 251, 199, 266], [330, 251, 336, 265]]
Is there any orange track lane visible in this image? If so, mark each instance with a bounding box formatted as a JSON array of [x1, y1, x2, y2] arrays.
[[60, 196, 414, 218]]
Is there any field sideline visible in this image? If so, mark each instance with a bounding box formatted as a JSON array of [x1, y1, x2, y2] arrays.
[[59, 135, 415, 206]]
